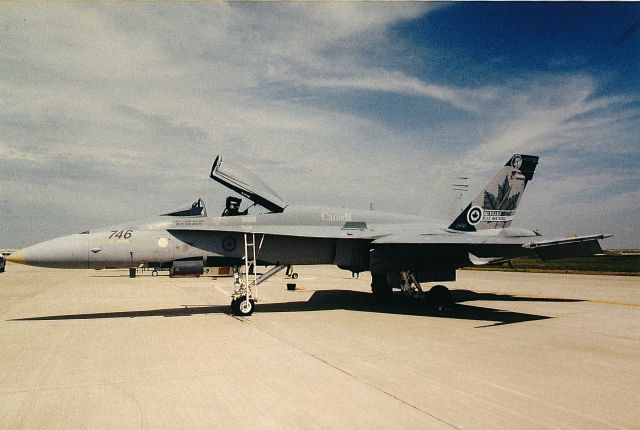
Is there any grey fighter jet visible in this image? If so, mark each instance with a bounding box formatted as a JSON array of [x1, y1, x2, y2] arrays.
[[8, 154, 610, 315]]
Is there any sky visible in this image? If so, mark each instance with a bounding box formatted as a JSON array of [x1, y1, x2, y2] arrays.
[[1, 2, 639, 249]]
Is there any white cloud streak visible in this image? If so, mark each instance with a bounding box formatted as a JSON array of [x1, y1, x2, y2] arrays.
[[306, 72, 497, 111]]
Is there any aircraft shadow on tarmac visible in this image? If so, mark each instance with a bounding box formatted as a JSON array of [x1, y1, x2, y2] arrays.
[[10, 289, 584, 328]]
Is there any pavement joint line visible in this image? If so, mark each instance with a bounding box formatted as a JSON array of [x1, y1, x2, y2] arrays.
[[212, 285, 231, 297], [0, 366, 289, 398], [466, 374, 628, 430], [0, 383, 126, 397], [168, 280, 222, 310], [0, 284, 53, 318], [112, 384, 144, 430], [472, 289, 640, 308], [238, 320, 461, 429], [588, 299, 640, 308]]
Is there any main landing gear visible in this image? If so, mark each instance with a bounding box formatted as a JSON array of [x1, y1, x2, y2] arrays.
[[371, 271, 454, 311]]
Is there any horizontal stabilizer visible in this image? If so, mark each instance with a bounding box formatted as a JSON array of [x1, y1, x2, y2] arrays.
[[522, 234, 612, 260]]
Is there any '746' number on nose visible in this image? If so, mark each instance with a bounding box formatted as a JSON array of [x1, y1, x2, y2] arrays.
[[109, 230, 133, 239]]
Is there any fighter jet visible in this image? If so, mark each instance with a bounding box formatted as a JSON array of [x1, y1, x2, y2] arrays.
[[8, 154, 610, 315]]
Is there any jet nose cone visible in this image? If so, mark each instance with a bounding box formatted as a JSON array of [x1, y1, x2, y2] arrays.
[[6, 250, 26, 264], [12, 234, 90, 269]]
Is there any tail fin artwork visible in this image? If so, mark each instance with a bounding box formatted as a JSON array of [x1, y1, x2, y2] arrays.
[[449, 154, 539, 232]]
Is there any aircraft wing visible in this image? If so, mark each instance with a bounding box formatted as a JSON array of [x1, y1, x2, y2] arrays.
[[372, 233, 611, 260]]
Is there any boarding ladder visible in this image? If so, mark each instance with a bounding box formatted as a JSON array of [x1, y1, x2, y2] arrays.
[[243, 233, 258, 301], [232, 233, 285, 315]]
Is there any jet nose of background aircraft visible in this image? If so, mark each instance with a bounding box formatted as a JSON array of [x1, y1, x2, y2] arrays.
[[6, 250, 25, 264], [6, 234, 89, 269]]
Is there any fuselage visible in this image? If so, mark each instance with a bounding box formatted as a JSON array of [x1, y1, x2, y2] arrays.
[[9, 205, 448, 270]]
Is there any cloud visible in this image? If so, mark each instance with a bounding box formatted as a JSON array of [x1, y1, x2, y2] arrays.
[[305, 71, 497, 111], [467, 77, 608, 155]]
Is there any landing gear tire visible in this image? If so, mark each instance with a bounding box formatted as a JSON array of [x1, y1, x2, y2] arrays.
[[291, 272, 299, 279], [371, 273, 392, 302], [428, 285, 452, 312], [231, 296, 255, 316]]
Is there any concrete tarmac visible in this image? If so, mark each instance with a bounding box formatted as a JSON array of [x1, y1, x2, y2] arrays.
[[1, 263, 639, 429]]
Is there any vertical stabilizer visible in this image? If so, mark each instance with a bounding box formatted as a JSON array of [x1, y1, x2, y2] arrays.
[[449, 154, 539, 232]]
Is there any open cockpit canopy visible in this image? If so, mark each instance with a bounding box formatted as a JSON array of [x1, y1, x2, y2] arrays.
[[210, 155, 288, 213], [161, 198, 207, 217]]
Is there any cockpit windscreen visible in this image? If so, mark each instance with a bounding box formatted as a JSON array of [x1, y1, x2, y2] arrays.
[[161, 198, 207, 217]]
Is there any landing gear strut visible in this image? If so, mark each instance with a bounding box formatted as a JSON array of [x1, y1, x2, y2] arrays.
[[399, 271, 423, 297]]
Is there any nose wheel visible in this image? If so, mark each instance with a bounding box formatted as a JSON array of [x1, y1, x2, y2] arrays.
[[231, 296, 255, 316]]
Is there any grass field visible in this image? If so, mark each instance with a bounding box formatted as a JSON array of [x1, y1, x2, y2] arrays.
[[466, 252, 640, 275]]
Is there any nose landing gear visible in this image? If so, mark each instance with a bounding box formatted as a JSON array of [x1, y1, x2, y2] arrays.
[[230, 233, 259, 317]]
